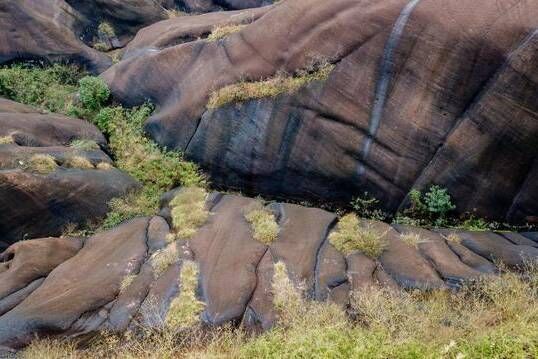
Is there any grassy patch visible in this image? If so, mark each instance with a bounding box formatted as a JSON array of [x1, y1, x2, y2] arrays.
[[120, 274, 137, 293], [244, 202, 279, 244], [0, 135, 13, 144], [151, 246, 179, 276], [96, 162, 113, 170], [207, 24, 247, 42], [207, 64, 334, 109], [25, 154, 58, 174], [329, 214, 389, 258], [166, 261, 205, 328], [64, 156, 94, 169], [169, 187, 210, 240], [69, 139, 100, 151], [399, 233, 423, 248]]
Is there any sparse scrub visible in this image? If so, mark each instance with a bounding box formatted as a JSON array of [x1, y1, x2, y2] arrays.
[[25, 154, 58, 174], [207, 64, 334, 109], [350, 192, 388, 221], [329, 214, 388, 258], [98, 22, 116, 38], [169, 187, 209, 240], [207, 24, 247, 42], [96, 162, 113, 170], [400, 232, 423, 248], [151, 246, 179, 276], [64, 155, 94, 169], [244, 201, 279, 244], [166, 261, 204, 328], [70, 139, 100, 151]]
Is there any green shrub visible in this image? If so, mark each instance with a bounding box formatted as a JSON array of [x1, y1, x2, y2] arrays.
[[329, 214, 388, 258], [424, 185, 456, 218], [78, 76, 110, 110]]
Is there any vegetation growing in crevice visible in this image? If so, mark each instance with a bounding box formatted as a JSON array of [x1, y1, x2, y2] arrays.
[[69, 139, 100, 151], [151, 245, 179, 276], [169, 187, 210, 241], [24, 154, 58, 174], [207, 64, 334, 109], [165, 261, 205, 328], [244, 201, 279, 244], [64, 155, 95, 169], [399, 232, 423, 249], [0, 64, 206, 232], [207, 24, 247, 42], [120, 274, 137, 293], [0, 135, 13, 144], [329, 214, 389, 258]]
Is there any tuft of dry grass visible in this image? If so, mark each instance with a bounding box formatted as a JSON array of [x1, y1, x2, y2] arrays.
[[166, 261, 205, 329], [151, 245, 179, 276], [25, 154, 58, 174], [64, 156, 95, 169], [207, 24, 247, 42], [0, 135, 14, 144], [70, 139, 100, 151], [207, 64, 334, 109], [400, 233, 423, 248], [120, 274, 137, 293], [96, 162, 113, 170], [329, 214, 389, 258], [169, 187, 209, 240], [445, 233, 462, 243], [244, 202, 279, 244]]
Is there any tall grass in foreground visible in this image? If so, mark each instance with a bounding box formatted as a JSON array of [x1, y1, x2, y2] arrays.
[[22, 264, 538, 359]]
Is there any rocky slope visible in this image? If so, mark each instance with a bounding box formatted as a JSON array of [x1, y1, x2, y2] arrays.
[[102, 0, 538, 222], [0, 189, 536, 349], [0, 99, 138, 247]]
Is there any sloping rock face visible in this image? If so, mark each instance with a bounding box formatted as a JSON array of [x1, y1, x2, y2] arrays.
[[103, 0, 538, 223], [0, 190, 536, 349], [0, 99, 138, 247], [0, 0, 111, 73]]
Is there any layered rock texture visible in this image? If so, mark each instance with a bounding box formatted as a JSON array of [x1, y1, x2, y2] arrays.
[[0, 190, 536, 349], [103, 0, 538, 223], [0, 99, 138, 248]]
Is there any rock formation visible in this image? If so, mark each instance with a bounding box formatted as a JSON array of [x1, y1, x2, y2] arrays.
[[103, 0, 538, 223], [0, 189, 536, 349], [0, 99, 138, 247]]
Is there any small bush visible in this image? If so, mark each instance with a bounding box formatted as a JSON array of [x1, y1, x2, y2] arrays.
[[151, 246, 179, 276], [78, 76, 110, 110], [166, 261, 205, 328], [69, 139, 100, 151], [207, 64, 334, 109], [244, 202, 279, 244], [64, 155, 94, 169], [329, 214, 388, 258], [207, 24, 247, 42], [0, 135, 13, 144], [98, 22, 116, 38], [25, 154, 58, 174], [350, 192, 388, 221], [169, 188, 209, 240], [424, 185, 456, 218]]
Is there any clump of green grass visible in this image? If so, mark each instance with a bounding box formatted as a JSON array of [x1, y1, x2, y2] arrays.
[[120, 274, 137, 293], [151, 246, 179, 276], [69, 139, 100, 151], [207, 24, 247, 42], [0, 64, 82, 113], [25, 154, 58, 174], [0, 135, 14, 144], [169, 187, 210, 240], [78, 76, 110, 111], [244, 202, 279, 244], [166, 261, 205, 328], [207, 64, 334, 109], [64, 155, 95, 169], [329, 214, 389, 258]]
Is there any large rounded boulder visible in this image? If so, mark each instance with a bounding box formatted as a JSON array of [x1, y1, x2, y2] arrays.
[[103, 0, 538, 222]]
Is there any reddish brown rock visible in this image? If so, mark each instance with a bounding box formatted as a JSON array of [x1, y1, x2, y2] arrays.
[[104, 0, 538, 222]]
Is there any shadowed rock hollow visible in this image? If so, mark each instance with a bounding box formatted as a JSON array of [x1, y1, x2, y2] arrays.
[[0, 189, 536, 349], [0, 99, 138, 248], [103, 0, 538, 223]]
